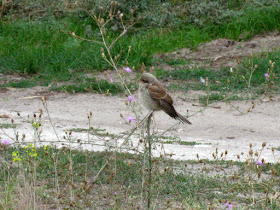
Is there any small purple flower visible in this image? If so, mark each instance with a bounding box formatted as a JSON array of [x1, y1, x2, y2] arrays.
[[127, 95, 134, 102], [225, 202, 233, 210], [124, 67, 132, 73], [256, 160, 264, 166], [127, 116, 135, 123], [265, 73, 269, 81], [110, 77, 113, 82], [2, 139, 11, 145], [114, 191, 118, 196]]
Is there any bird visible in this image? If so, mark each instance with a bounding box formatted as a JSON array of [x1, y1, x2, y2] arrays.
[[139, 73, 192, 124]]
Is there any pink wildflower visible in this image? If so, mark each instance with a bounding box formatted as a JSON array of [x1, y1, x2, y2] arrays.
[[126, 116, 135, 123], [127, 95, 134, 102], [124, 67, 132, 73], [256, 160, 264, 166], [2, 139, 11, 145], [225, 202, 233, 210], [265, 73, 269, 81]]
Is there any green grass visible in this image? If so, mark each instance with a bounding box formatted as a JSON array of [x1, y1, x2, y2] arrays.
[[154, 49, 280, 101], [0, 19, 152, 75], [2, 80, 46, 88], [0, 73, 135, 94], [0, 1, 280, 98], [0, 123, 17, 129], [1, 145, 279, 209], [163, 140, 200, 146], [0, 3, 280, 75], [275, 147, 280, 151], [50, 79, 131, 95], [198, 93, 245, 104], [69, 127, 120, 138]]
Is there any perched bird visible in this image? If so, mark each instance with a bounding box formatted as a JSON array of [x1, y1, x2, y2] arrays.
[[139, 73, 192, 124]]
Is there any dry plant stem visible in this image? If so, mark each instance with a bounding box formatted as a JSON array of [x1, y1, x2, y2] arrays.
[[68, 139, 74, 202], [0, 0, 12, 17], [114, 138, 117, 178], [69, 9, 143, 122], [100, 28, 131, 96], [92, 160, 108, 183], [69, 33, 102, 45], [86, 11, 135, 97], [248, 68, 256, 88], [121, 110, 154, 147], [0, 128, 14, 141], [252, 182, 255, 204], [146, 111, 153, 209], [226, 101, 247, 114], [92, 14, 143, 122], [42, 99, 60, 141], [32, 155, 37, 208], [3, 157, 11, 208], [53, 153, 60, 197], [47, 146, 60, 198], [85, 113, 93, 180]]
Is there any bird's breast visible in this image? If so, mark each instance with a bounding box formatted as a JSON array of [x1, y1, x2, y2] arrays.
[[139, 84, 161, 111]]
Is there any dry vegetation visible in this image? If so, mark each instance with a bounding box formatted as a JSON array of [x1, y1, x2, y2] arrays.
[[1, 0, 280, 209]]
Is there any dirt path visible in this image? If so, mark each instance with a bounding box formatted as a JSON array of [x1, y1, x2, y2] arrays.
[[156, 33, 280, 70], [1, 86, 280, 163], [1, 34, 280, 163]]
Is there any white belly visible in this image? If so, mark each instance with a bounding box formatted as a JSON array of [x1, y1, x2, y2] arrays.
[[139, 85, 161, 111]]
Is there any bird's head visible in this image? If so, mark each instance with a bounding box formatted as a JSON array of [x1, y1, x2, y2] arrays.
[[139, 73, 159, 85]]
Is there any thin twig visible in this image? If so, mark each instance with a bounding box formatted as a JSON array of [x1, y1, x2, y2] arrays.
[[146, 111, 153, 209], [92, 160, 108, 183], [120, 110, 153, 147], [42, 99, 60, 141]]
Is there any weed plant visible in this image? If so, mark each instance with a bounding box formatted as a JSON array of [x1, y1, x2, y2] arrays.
[[1, 1, 280, 209], [1, 114, 280, 209]]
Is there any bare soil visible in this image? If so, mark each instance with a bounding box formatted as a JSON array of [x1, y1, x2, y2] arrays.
[[1, 34, 280, 163], [156, 32, 280, 70]]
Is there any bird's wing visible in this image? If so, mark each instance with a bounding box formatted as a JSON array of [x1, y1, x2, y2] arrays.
[[147, 83, 192, 124], [147, 84, 173, 105]]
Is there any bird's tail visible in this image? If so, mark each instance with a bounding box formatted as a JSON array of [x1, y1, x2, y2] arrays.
[[175, 112, 192, 125]]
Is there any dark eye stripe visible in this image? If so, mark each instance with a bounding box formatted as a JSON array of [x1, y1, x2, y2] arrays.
[[141, 78, 148, 83]]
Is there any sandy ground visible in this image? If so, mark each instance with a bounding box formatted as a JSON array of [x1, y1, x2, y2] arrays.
[[156, 32, 280, 70], [1, 34, 280, 163], [0, 86, 280, 163]]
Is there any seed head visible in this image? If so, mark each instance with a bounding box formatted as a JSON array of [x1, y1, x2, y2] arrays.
[[249, 150, 253, 156]]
